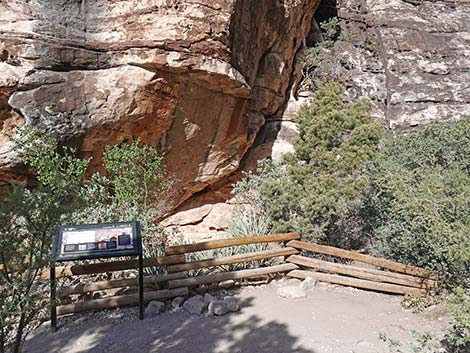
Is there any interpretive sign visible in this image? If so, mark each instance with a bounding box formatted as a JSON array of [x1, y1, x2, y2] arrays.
[[50, 221, 144, 330], [52, 221, 142, 262]]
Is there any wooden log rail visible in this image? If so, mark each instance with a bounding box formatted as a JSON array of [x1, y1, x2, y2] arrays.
[[57, 287, 189, 316], [167, 247, 298, 273], [288, 270, 426, 296], [165, 232, 300, 255], [61, 272, 188, 296], [287, 240, 436, 279], [38, 254, 185, 280], [169, 263, 299, 288], [287, 255, 436, 290]]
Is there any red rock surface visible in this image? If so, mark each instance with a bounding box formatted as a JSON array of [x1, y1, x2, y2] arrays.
[[0, 0, 319, 204]]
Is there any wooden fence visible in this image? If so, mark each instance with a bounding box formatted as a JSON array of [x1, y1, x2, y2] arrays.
[[55, 232, 301, 316], [52, 232, 437, 317]]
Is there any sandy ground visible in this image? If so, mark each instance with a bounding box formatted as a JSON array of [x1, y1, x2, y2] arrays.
[[24, 282, 449, 353]]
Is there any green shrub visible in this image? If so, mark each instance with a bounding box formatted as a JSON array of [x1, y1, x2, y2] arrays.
[[0, 128, 89, 353], [71, 139, 173, 275], [261, 81, 383, 247], [365, 120, 470, 286], [444, 287, 470, 352], [1, 130, 173, 352]]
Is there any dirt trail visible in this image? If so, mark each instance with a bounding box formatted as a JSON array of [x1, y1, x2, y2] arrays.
[[24, 283, 448, 353]]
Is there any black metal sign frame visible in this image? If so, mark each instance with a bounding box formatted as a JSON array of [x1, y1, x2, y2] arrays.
[[50, 221, 144, 331], [52, 221, 142, 262]]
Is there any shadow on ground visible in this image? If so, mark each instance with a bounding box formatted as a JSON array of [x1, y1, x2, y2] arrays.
[[23, 296, 317, 353]]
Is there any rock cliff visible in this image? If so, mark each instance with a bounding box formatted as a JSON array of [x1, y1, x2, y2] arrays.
[[1, 0, 469, 240], [165, 0, 470, 240], [0, 0, 319, 205], [307, 0, 470, 128]]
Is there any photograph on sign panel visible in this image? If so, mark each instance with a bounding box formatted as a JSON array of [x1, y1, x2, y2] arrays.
[[61, 226, 134, 255]]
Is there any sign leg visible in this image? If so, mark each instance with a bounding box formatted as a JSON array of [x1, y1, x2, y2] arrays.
[[139, 254, 144, 320], [50, 265, 57, 332]]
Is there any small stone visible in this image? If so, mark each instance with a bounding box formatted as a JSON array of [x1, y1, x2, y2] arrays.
[[203, 293, 217, 303], [276, 278, 302, 288], [219, 280, 235, 289], [208, 300, 230, 316], [277, 286, 307, 299], [223, 297, 240, 312], [171, 296, 185, 308], [300, 276, 317, 290], [356, 340, 374, 348], [183, 295, 207, 315], [145, 300, 165, 316]]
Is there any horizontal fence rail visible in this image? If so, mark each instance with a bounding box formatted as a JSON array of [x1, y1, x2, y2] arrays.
[[288, 269, 427, 295], [287, 240, 436, 279], [57, 287, 189, 316], [61, 272, 188, 296], [168, 263, 299, 288], [165, 232, 300, 255], [287, 255, 436, 290], [39, 254, 185, 280], [167, 247, 298, 273]]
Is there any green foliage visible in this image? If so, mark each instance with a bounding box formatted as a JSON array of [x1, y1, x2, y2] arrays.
[[1, 130, 172, 352], [72, 139, 172, 273], [378, 330, 440, 353], [302, 17, 354, 89], [229, 159, 282, 240], [443, 287, 470, 352], [0, 127, 89, 353], [261, 81, 383, 247], [302, 17, 341, 72], [104, 140, 167, 212], [365, 119, 470, 286]]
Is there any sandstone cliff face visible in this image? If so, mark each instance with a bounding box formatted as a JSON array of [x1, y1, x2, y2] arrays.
[[0, 0, 319, 204], [308, 0, 470, 128], [2, 0, 469, 240], [165, 0, 470, 240]]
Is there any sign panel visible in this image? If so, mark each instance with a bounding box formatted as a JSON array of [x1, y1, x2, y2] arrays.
[[52, 221, 142, 262]]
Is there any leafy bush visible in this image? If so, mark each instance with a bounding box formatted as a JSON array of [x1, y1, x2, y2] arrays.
[[0, 128, 89, 353], [72, 139, 173, 270], [260, 81, 383, 247], [444, 287, 470, 352], [301, 17, 355, 90], [365, 120, 470, 286], [0, 130, 172, 352], [229, 159, 282, 240]]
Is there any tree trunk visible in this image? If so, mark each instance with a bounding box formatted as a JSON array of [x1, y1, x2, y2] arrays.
[[12, 311, 26, 353]]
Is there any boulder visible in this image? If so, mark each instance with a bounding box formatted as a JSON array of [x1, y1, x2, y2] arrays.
[[208, 300, 231, 316], [203, 293, 217, 303], [145, 301, 165, 316], [182, 295, 207, 315], [208, 297, 240, 316], [170, 297, 186, 309], [223, 297, 240, 312]]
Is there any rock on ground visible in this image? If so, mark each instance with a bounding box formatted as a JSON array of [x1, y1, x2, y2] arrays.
[[183, 295, 207, 315], [208, 297, 240, 316], [171, 297, 186, 309], [300, 277, 317, 290], [277, 286, 307, 300], [145, 301, 165, 316]]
